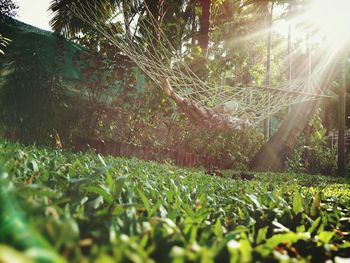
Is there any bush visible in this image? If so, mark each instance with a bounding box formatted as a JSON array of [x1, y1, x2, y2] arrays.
[[305, 146, 337, 175], [152, 115, 264, 170], [287, 116, 337, 175], [71, 60, 264, 170], [1, 45, 264, 169]]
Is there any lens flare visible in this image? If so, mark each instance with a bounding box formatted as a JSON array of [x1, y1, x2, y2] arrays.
[[308, 0, 350, 48]]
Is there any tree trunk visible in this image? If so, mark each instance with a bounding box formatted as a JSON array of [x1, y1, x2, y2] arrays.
[[250, 99, 322, 171], [251, 63, 338, 171], [198, 0, 211, 57], [191, 7, 196, 46], [263, 2, 274, 139], [337, 62, 346, 176]]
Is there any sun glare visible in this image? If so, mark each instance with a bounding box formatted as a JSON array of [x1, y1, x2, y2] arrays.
[[308, 0, 350, 47]]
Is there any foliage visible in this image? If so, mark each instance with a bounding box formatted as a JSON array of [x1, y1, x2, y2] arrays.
[[305, 146, 337, 175], [50, 0, 289, 87], [0, 17, 261, 169], [155, 116, 264, 169], [70, 65, 262, 169], [287, 115, 337, 175], [305, 119, 337, 175], [47, 0, 333, 174], [0, 0, 17, 55], [68, 41, 173, 143], [285, 144, 308, 174], [68, 31, 262, 169], [0, 34, 11, 55], [0, 47, 78, 146], [1, 141, 350, 262], [0, 0, 18, 17], [209, 0, 284, 86]]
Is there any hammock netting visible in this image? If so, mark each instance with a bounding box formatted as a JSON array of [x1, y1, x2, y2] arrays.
[[68, 0, 332, 129]]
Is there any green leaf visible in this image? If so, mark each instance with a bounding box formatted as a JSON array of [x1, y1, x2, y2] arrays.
[[314, 131, 322, 140], [256, 226, 268, 244], [2, 37, 11, 42], [214, 219, 223, 239], [97, 154, 107, 167], [239, 233, 252, 263], [89, 195, 104, 209], [18, 184, 58, 198], [136, 188, 152, 213], [105, 173, 115, 193], [0, 245, 33, 263], [159, 204, 168, 218], [310, 192, 321, 217], [296, 225, 305, 233], [246, 194, 262, 209], [256, 232, 308, 256], [338, 242, 350, 248], [318, 231, 335, 243], [113, 175, 128, 197], [170, 246, 186, 260], [308, 217, 321, 234], [227, 240, 240, 263], [83, 185, 113, 204], [293, 189, 303, 214], [95, 254, 115, 263], [28, 160, 39, 172], [272, 220, 290, 232], [237, 207, 245, 220]]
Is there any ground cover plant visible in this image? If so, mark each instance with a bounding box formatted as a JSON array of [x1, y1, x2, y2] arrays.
[[1, 140, 350, 262]]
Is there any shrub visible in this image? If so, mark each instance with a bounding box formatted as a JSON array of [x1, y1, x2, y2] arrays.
[[287, 116, 337, 175], [154, 115, 264, 170]]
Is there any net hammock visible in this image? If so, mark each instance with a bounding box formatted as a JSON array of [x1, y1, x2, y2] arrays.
[[67, 0, 331, 130]]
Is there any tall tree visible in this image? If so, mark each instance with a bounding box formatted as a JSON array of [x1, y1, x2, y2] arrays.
[[263, 1, 274, 139], [49, 0, 116, 37], [198, 0, 211, 57], [0, 0, 18, 17]]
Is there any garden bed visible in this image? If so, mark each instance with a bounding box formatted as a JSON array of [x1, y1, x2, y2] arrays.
[[1, 140, 350, 262]]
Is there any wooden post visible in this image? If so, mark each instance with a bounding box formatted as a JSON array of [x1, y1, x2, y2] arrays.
[[288, 24, 292, 84], [263, 2, 274, 139], [337, 60, 346, 176]]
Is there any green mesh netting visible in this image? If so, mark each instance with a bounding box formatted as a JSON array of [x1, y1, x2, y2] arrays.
[[0, 15, 147, 109], [0, 15, 83, 81]]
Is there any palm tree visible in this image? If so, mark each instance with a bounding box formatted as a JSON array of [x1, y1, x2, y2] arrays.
[[49, 0, 117, 37], [0, 0, 18, 55], [0, 0, 18, 17]]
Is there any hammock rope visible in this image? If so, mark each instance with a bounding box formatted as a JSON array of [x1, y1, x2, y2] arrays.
[[68, 0, 332, 128]]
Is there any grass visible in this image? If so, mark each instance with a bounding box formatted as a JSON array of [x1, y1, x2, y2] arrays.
[[1, 140, 350, 262]]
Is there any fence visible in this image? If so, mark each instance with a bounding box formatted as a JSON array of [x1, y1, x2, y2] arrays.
[[328, 130, 350, 148], [75, 137, 233, 169]]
